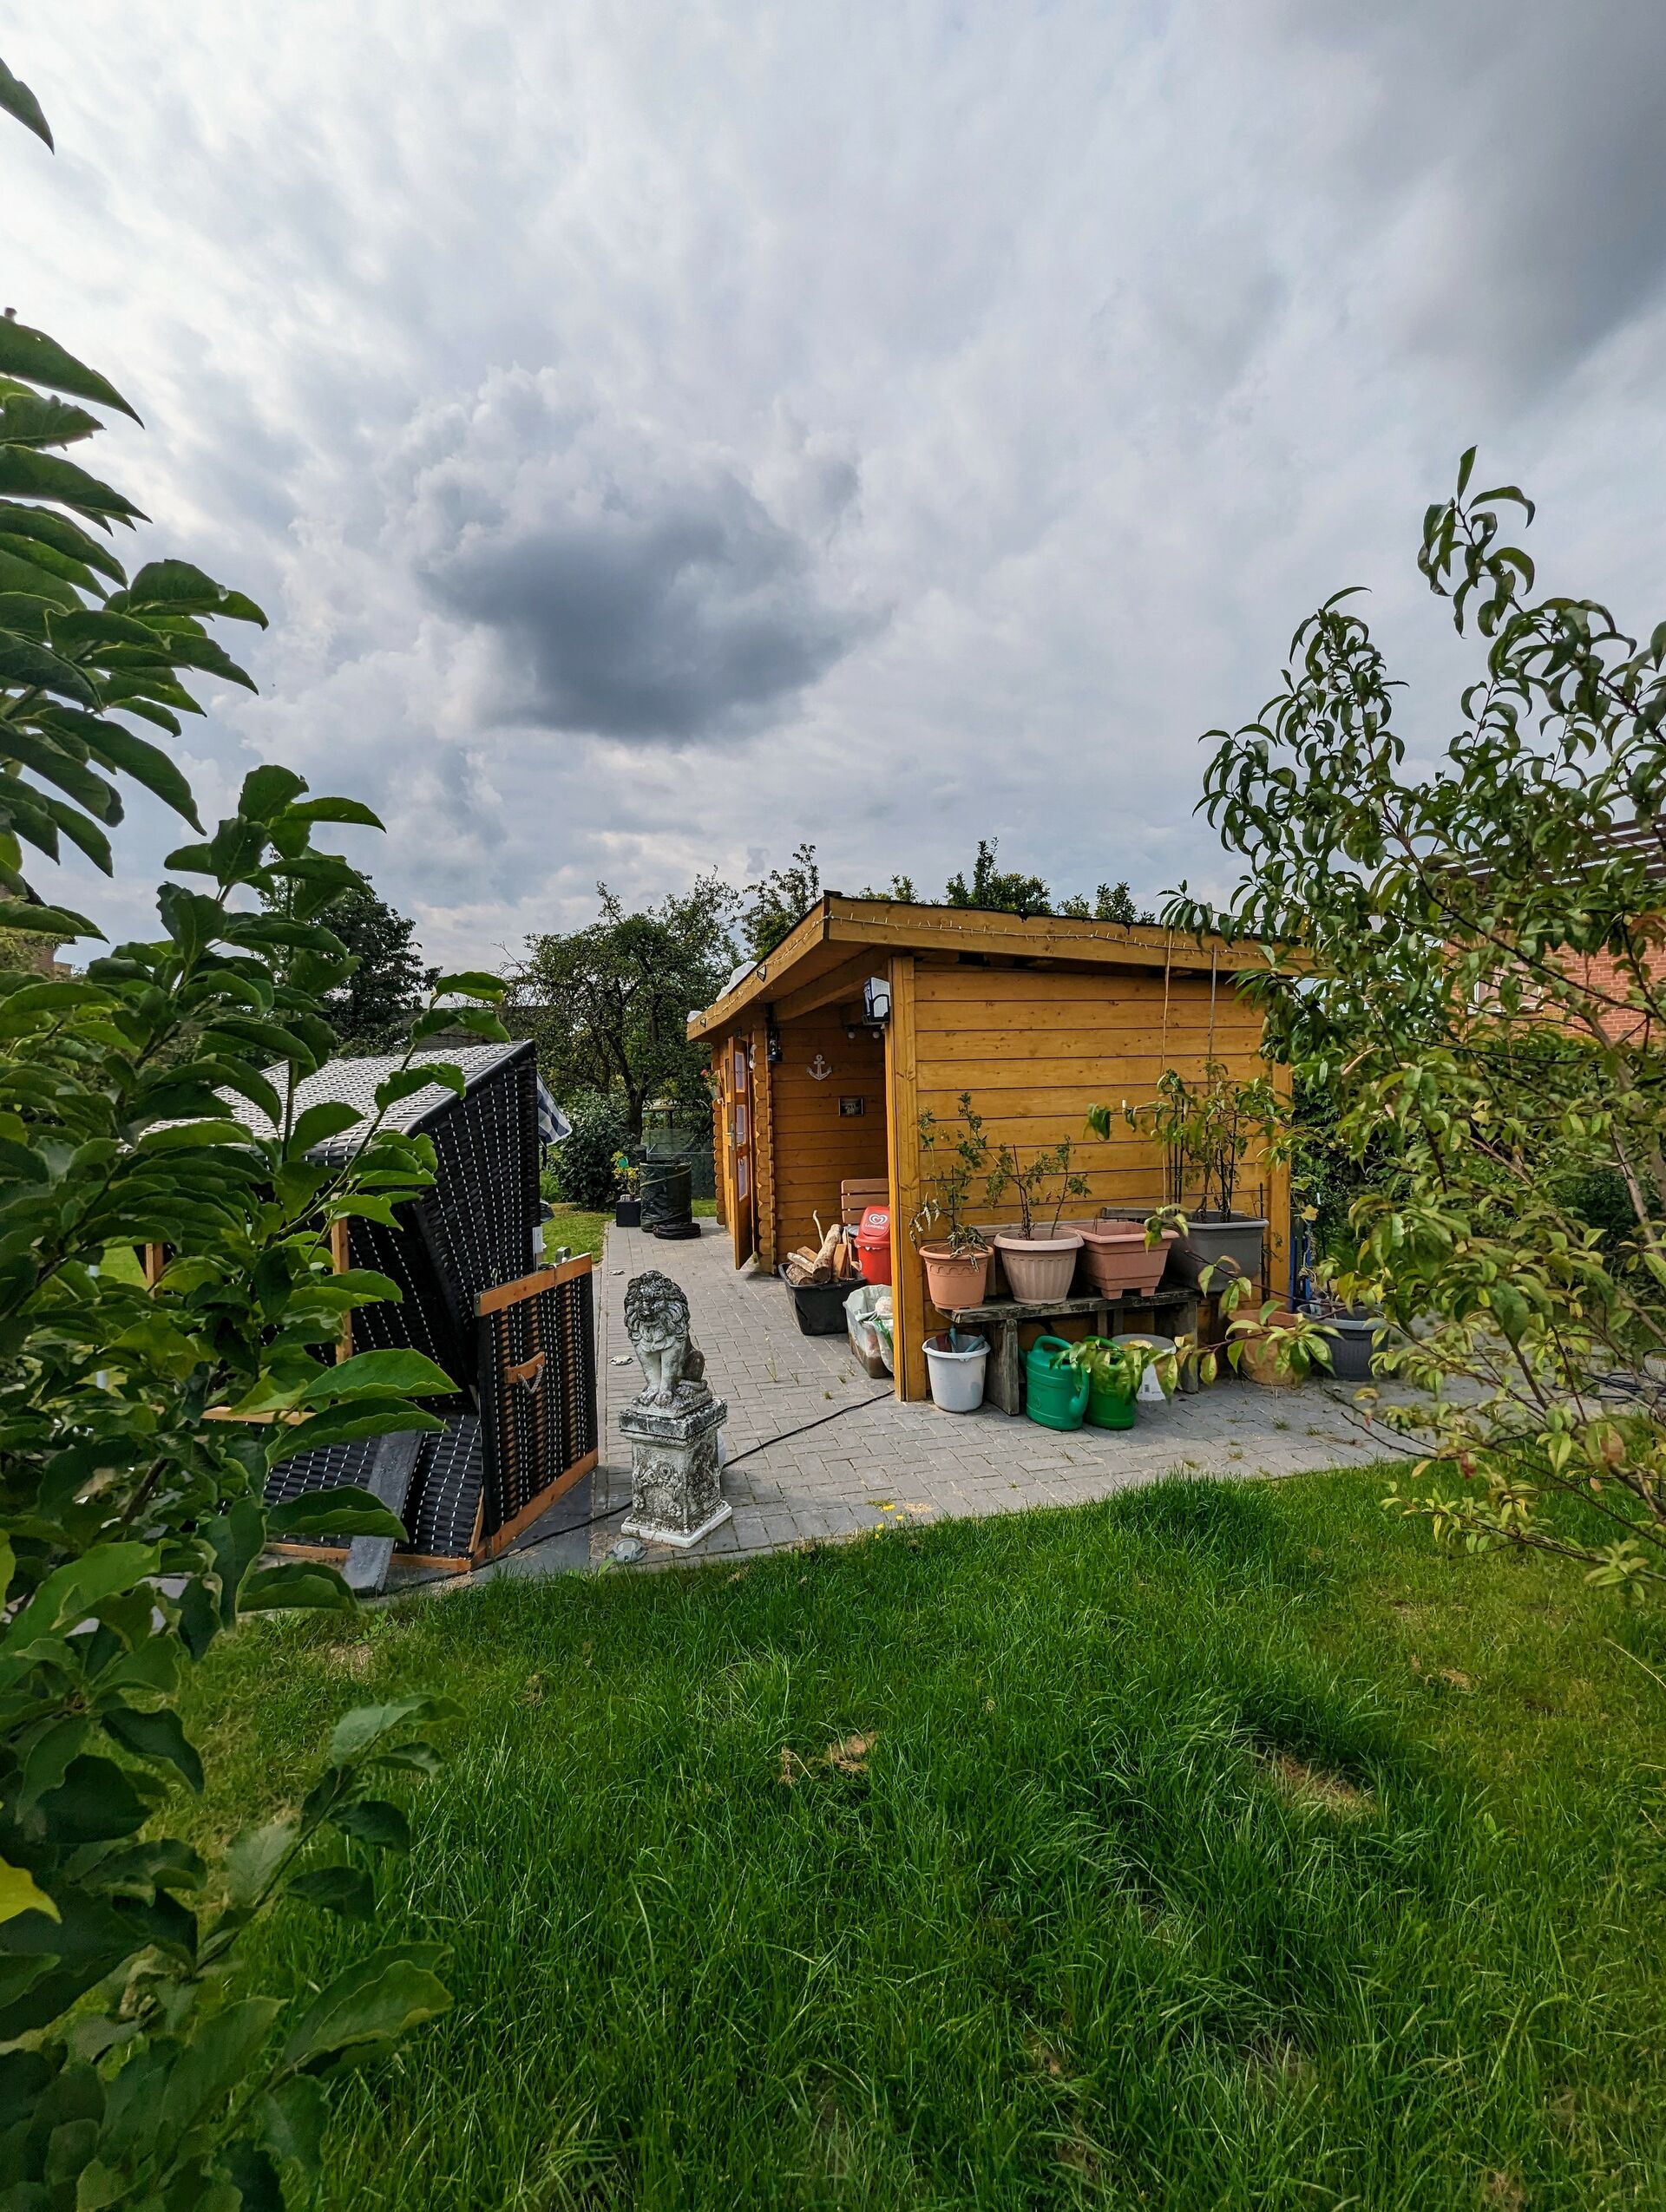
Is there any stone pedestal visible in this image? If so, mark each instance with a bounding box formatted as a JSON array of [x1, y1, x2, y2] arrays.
[[619, 1391, 731, 1548]]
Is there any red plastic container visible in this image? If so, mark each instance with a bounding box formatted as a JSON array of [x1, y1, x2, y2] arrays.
[[856, 1205, 892, 1286]]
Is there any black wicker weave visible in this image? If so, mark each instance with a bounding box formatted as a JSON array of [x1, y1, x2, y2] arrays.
[[237, 1040, 597, 1564]]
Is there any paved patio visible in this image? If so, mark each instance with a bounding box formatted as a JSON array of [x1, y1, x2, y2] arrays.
[[587, 1221, 1409, 1567]]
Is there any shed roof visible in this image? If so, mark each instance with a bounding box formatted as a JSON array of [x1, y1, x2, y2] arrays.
[[687, 895, 1270, 1040]]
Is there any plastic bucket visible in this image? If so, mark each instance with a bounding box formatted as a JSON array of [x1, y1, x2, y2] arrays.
[[924, 1330, 988, 1412], [1023, 1333, 1090, 1430]]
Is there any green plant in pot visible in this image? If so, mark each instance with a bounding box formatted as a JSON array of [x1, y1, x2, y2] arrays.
[[986, 1140, 1091, 1303], [912, 1093, 994, 1309], [1228, 1299, 1335, 1389], [613, 1148, 642, 1226], [1089, 1060, 1280, 1293]]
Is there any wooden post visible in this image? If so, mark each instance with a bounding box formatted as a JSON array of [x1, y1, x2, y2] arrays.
[[330, 1217, 351, 1362], [751, 1020, 776, 1272], [141, 1244, 166, 1289], [885, 953, 927, 1404]]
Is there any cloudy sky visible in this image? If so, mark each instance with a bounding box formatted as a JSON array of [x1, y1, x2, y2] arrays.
[[8, 3, 1666, 964]]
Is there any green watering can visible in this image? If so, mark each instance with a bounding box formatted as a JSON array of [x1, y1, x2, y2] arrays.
[[1024, 1335, 1090, 1431]]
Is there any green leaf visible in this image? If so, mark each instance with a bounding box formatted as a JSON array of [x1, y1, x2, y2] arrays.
[[100, 1705, 205, 1792], [299, 1349, 457, 1404], [257, 2075, 327, 2176], [237, 1561, 357, 1613], [0, 56, 53, 149], [0, 898, 101, 940], [161, 1997, 284, 2136], [6, 1541, 161, 1643], [0, 1859, 57, 1927], [330, 1799, 410, 1852], [375, 1063, 464, 1111], [266, 1487, 408, 1541], [0, 392, 101, 449], [286, 1864, 376, 1921], [267, 1397, 445, 1463], [239, 764, 305, 821], [434, 971, 508, 1001], [288, 1100, 364, 1153], [328, 1696, 459, 1764], [280, 1945, 451, 2071], [134, 1119, 254, 1154], [0, 442, 144, 520], [0, 632, 99, 704], [225, 1819, 299, 1910], [115, 559, 267, 627], [71, 716, 203, 826], [38, 1755, 149, 1844], [0, 498, 128, 582], [288, 795, 384, 828]]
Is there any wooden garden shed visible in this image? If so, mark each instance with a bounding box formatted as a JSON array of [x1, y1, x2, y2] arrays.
[[689, 896, 1289, 1404]]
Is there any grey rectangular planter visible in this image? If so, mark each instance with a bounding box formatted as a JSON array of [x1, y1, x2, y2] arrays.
[[1313, 1314, 1384, 1381]]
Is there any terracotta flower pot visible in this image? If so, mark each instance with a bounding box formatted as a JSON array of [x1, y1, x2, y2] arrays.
[[1073, 1220, 1177, 1297], [1237, 1308, 1304, 1388], [918, 1241, 992, 1311], [993, 1228, 1083, 1304]]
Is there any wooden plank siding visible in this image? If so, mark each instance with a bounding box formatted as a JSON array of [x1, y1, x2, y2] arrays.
[[894, 961, 1287, 1400], [769, 1009, 889, 1260]]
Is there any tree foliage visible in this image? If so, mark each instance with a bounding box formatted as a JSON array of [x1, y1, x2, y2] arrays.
[[0, 56, 505, 2203], [313, 879, 426, 1054], [944, 838, 1051, 919], [509, 876, 737, 1139], [1170, 449, 1666, 1589], [742, 841, 821, 959]]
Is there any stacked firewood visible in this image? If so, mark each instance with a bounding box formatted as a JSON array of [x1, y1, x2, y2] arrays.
[[782, 1214, 862, 1288]]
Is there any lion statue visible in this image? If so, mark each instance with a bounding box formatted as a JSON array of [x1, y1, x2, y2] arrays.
[[623, 1270, 709, 1409]]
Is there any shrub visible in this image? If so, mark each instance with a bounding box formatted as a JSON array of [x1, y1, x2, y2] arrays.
[[554, 1090, 630, 1207]]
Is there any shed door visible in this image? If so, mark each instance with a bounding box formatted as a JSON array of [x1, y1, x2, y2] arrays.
[[730, 1040, 755, 1267]]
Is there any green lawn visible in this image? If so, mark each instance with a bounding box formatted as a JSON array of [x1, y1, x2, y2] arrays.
[[543, 1195, 718, 1263], [186, 1473, 1666, 2209]]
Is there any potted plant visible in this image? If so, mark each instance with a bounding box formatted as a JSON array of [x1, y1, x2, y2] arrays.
[[987, 1140, 1091, 1303], [613, 1150, 641, 1228], [912, 1094, 994, 1309], [1089, 1060, 1278, 1292], [1229, 1299, 1335, 1389]]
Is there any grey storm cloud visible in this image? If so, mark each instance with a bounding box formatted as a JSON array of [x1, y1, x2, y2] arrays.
[[402, 376, 873, 742], [7, 0, 1666, 965]]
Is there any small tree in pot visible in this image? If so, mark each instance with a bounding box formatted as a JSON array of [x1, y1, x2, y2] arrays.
[[912, 1093, 994, 1308], [986, 1139, 1092, 1303], [1088, 1061, 1280, 1291]]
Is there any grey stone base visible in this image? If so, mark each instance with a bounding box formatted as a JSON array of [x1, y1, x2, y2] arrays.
[[622, 1498, 733, 1549], [619, 1390, 729, 1548]]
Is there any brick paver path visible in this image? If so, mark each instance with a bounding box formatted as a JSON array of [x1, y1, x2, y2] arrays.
[[590, 1222, 1407, 1567]]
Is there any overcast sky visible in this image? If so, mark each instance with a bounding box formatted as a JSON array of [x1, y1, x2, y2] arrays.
[[9, 3, 1666, 965]]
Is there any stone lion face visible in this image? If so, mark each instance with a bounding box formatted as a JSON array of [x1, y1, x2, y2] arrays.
[[624, 1272, 690, 1353]]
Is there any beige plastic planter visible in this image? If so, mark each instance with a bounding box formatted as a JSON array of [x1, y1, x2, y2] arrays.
[[993, 1227, 1082, 1303], [1074, 1220, 1177, 1297], [918, 1242, 992, 1310]]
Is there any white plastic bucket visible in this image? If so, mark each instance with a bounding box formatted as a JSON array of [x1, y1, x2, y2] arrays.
[[924, 1330, 988, 1413], [1118, 1332, 1178, 1403]]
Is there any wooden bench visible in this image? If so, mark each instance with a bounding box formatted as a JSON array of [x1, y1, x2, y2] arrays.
[[943, 1286, 1203, 1416]]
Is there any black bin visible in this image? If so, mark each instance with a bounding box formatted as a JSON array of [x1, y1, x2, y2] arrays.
[[641, 1158, 697, 1240], [790, 1279, 856, 1335]]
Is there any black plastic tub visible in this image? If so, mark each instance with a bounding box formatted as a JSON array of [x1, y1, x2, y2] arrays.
[[790, 1279, 856, 1336], [640, 1159, 696, 1239], [614, 1197, 641, 1227]]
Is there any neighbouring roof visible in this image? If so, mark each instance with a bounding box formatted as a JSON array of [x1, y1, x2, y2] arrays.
[[688, 895, 1271, 1040]]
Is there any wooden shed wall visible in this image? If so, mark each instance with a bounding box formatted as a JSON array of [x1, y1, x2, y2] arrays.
[[887, 958, 1287, 1402], [766, 1012, 888, 1262]]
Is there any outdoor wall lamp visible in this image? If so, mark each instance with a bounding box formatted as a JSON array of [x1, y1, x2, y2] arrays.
[[863, 976, 891, 1025]]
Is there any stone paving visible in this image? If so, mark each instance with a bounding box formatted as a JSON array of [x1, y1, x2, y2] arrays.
[[589, 1220, 1411, 1568]]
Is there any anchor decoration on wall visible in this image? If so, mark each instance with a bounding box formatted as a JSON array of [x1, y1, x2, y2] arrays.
[[807, 1052, 832, 1081]]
